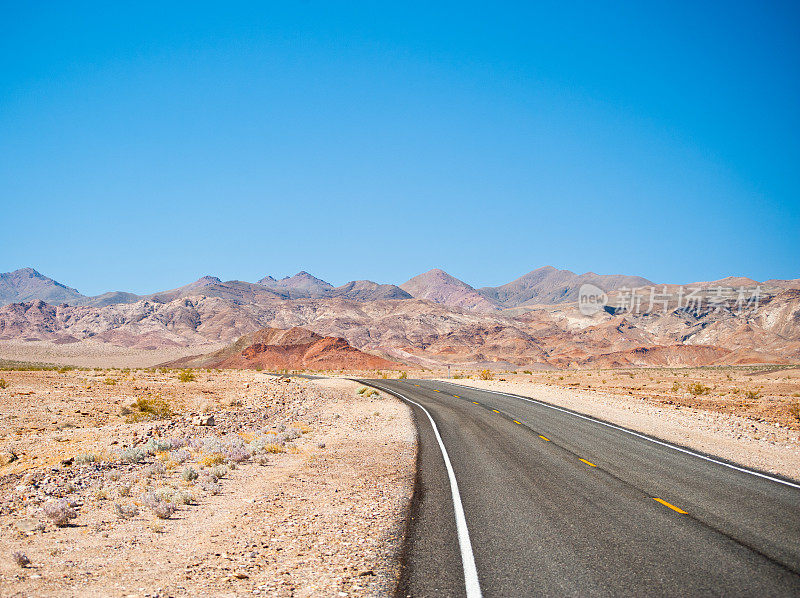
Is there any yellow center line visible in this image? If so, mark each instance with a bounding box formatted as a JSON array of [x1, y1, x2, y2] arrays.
[[513, 420, 522, 425], [472, 401, 479, 405], [652, 498, 688, 514], [453, 395, 460, 398], [433, 389, 440, 392], [492, 409, 500, 413], [539, 435, 550, 441], [579, 458, 596, 467]]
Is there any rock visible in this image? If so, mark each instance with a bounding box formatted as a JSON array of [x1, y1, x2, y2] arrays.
[[61, 457, 74, 467], [14, 519, 41, 533], [0, 450, 18, 466], [193, 415, 215, 426]]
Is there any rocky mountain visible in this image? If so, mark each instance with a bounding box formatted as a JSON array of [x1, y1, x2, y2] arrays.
[[0, 268, 85, 305], [2, 286, 798, 367], [400, 269, 499, 312], [164, 326, 399, 370], [478, 266, 654, 308], [257, 272, 334, 298]]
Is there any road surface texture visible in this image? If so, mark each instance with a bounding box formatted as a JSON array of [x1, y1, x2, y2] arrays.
[[361, 379, 800, 597]]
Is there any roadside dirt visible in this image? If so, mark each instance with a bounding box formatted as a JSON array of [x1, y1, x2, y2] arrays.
[[438, 375, 800, 482], [0, 370, 415, 597]]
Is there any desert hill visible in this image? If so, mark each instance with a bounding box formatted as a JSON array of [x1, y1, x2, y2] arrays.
[[0, 268, 85, 305], [164, 326, 399, 370], [478, 266, 654, 308], [400, 269, 500, 312]]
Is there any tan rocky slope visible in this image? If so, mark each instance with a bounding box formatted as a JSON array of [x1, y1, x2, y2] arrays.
[[163, 326, 401, 370]]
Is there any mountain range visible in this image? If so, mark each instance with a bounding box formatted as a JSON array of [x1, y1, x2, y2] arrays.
[[1, 266, 798, 369]]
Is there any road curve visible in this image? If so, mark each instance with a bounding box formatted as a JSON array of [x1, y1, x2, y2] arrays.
[[362, 379, 800, 597]]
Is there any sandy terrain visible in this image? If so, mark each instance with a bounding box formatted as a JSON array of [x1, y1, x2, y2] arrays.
[[0, 370, 415, 596], [0, 341, 228, 369], [438, 371, 800, 482]]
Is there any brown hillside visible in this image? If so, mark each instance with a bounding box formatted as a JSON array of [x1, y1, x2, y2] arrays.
[[164, 326, 401, 370]]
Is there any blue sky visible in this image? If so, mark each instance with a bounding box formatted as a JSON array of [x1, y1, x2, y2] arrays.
[[1, 2, 798, 295]]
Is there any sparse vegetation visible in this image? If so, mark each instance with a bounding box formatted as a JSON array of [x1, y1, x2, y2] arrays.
[[0, 378, 8, 389], [43, 499, 78, 526], [178, 369, 196, 383], [479, 369, 494, 381], [74, 453, 97, 464], [399, 371, 408, 379], [124, 395, 174, 422], [113, 503, 138, 520], [688, 382, 711, 396], [744, 389, 762, 400], [104, 377, 117, 385], [181, 466, 199, 482]]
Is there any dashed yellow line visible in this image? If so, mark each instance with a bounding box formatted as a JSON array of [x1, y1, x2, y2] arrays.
[[492, 409, 500, 414], [579, 458, 596, 467], [653, 498, 688, 514], [513, 420, 522, 425], [472, 401, 479, 405], [433, 389, 440, 392], [453, 395, 460, 398], [539, 435, 550, 441]]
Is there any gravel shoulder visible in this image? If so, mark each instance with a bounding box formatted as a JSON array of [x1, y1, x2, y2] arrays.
[[0, 371, 415, 597], [435, 378, 800, 482]]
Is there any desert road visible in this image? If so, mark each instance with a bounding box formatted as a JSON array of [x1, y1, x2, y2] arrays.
[[362, 379, 800, 597]]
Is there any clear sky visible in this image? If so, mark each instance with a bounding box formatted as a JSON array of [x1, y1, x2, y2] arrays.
[[2, 2, 798, 295]]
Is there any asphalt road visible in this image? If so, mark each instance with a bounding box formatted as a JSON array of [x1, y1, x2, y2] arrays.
[[362, 379, 800, 597]]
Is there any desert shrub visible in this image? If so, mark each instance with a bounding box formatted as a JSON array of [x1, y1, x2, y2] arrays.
[[199, 479, 221, 495], [744, 389, 762, 400], [210, 464, 228, 479], [144, 438, 178, 455], [688, 382, 711, 396], [142, 462, 165, 478], [479, 369, 494, 381], [114, 503, 139, 520], [93, 488, 109, 501], [202, 436, 225, 454], [257, 455, 270, 466], [125, 396, 174, 422], [120, 447, 146, 463], [74, 453, 96, 465], [357, 387, 367, 395], [43, 499, 77, 526], [200, 453, 225, 467], [0, 379, 8, 389], [171, 489, 193, 505], [118, 483, 132, 497], [104, 378, 117, 385], [181, 466, 199, 482], [452, 373, 463, 379], [58, 366, 73, 374], [264, 443, 285, 454], [225, 445, 251, 463], [671, 381, 680, 392], [144, 492, 177, 519], [523, 370, 532, 375], [399, 371, 408, 379], [789, 403, 800, 422], [11, 551, 30, 568], [172, 448, 191, 463], [154, 487, 175, 502], [178, 370, 196, 383]]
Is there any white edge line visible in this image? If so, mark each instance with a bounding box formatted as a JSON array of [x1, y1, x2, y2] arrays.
[[371, 384, 483, 598], [437, 380, 800, 491]]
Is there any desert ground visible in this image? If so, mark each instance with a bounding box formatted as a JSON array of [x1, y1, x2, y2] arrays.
[[0, 369, 415, 597]]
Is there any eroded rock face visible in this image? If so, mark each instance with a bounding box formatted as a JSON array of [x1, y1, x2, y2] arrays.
[[1, 284, 798, 368]]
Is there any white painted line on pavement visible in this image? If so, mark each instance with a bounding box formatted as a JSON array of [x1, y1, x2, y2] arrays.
[[371, 384, 483, 598], [437, 380, 800, 490]]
